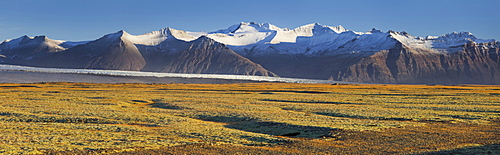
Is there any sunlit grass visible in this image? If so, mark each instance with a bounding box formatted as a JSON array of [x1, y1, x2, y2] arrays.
[[0, 82, 498, 154]]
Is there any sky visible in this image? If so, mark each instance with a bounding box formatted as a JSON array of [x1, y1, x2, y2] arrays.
[[1, 0, 499, 42]]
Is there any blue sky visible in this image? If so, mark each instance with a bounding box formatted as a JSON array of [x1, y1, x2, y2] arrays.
[[1, 0, 499, 41]]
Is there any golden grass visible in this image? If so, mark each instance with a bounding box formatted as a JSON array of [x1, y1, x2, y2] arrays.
[[0, 82, 498, 154]]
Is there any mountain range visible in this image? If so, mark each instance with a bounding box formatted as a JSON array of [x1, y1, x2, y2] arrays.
[[1, 22, 499, 84]]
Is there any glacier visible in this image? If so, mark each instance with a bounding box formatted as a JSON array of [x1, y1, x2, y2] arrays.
[[0, 64, 346, 84]]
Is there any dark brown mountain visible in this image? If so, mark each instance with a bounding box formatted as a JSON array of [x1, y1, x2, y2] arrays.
[[332, 42, 500, 84], [0, 31, 276, 77], [244, 41, 500, 84], [37, 31, 147, 71], [142, 36, 276, 76], [0, 35, 66, 66]]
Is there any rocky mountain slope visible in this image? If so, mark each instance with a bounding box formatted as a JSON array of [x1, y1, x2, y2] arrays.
[[0, 28, 275, 77], [1, 22, 498, 84]]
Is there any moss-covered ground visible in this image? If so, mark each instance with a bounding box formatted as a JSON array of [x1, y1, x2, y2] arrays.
[[0, 82, 498, 154]]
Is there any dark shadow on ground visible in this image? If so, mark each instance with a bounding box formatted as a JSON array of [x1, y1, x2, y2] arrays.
[[262, 99, 363, 105], [158, 89, 332, 94], [195, 115, 341, 138], [315, 112, 413, 121], [365, 93, 458, 97], [417, 143, 500, 155], [148, 102, 187, 110], [0, 85, 40, 88]]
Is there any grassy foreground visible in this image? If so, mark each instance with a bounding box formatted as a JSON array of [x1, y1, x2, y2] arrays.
[[0, 82, 498, 154]]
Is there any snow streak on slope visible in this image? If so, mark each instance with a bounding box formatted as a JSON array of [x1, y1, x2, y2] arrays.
[[0, 64, 346, 84]]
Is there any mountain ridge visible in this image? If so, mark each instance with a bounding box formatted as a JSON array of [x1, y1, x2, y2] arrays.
[[1, 22, 499, 84]]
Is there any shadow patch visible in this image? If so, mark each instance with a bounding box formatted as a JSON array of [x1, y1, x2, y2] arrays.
[[195, 115, 341, 138]]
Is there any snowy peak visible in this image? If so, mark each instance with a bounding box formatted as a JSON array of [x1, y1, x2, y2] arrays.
[[130, 27, 196, 45], [207, 22, 279, 46], [435, 32, 477, 42], [22, 35, 44, 44], [330, 25, 348, 34], [0, 35, 68, 51], [368, 28, 384, 34], [188, 36, 226, 50], [385, 30, 498, 53], [6, 35, 50, 46], [213, 22, 284, 34], [312, 24, 347, 35], [1, 35, 31, 48], [293, 23, 348, 36], [192, 35, 216, 43], [207, 22, 352, 46], [101, 30, 127, 41], [152, 27, 197, 41], [100, 28, 197, 46], [427, 31, 495, 44]]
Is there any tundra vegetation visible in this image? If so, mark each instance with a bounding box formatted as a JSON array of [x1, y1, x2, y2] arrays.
[[0, 82, 498, 154]]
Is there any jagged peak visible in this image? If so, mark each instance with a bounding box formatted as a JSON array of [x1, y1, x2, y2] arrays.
[[115, 30, 127, 35], [101, 30, 128, 40], [388, 30, 412, 37], [212, 22, 284, 34], [0, 34, 69, 51], [34, 35, 47, 39], [14, 35, 52, 45], [187, 35, 227, 50], [15, 35, 52, 45], [436, 31, 477, 41], [368, 28, 383, 33], [20, 35, 31, 39], [32, 35, 52, 43], [138, 27, 179, 37], [211, 23, 243, 34], [295, 23, 348, 34], [330, 25, 347, 33], [20, 35, 34, 44], [158, 27, 175, 35], [298, 23, 320, 29], [1, 35, 28, 46], [193, 35, 217, 43]]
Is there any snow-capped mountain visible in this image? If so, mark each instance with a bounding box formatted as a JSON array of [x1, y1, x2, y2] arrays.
[[0, 35, 83, 60], [1, 22, 499, 84], [206, 22, 497, 56], [122, 27, 197, 45]]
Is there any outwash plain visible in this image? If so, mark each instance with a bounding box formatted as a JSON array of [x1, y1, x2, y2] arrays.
[[0, 81, 499, 154]]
